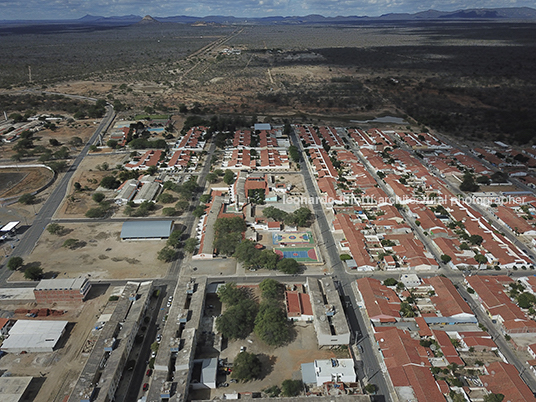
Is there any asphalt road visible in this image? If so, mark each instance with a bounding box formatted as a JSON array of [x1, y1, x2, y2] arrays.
[[0, 105, 115, 286], [291, 130, 392, 401]]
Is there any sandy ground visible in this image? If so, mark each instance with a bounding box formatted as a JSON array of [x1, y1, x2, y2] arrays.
[[12, 222, 169, 281], [0, 284, 112, 402], [55, 153, 129, 219]]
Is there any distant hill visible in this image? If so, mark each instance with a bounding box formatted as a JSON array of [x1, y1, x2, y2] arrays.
[[1, 7, 535, 27], [137, 15, 159, 24]]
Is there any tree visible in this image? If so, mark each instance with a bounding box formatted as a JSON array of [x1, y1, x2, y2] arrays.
[[19, 193, 36, 205], [74, 182, 82, 191], [199, 194, 211, 203], [216, 299, 258, 339], [218, 283, 247, 306], [7, 256, 23, 270], [167, 230, 183, 248], [49, 138, 61, 146], [259, 278, 282, 299], [24, 265, 43, 280], [340, 254, 352, 261], [256, 249, 279, 271], [158, 193, 176, 204], [223, 169, 235, 185], [92, 193, 105, 203], [157, 247, 177, 262], [47, 223, 65, 235], [175, 200, 189, 212], [206, 172, 218, 183], [484, 394, 505, 402], [162, 207, 178, 216], [254, 301, 291, 346], [107, 139, 119, 149], [231, 351, 262, 382], [469, 234, 483, 246], [234, 240, 258, 265], [99, 176, 120, 189], [288, 145, 301, 162], [184, 238, 198, 253], [474, 254, 487, 265], [460, 172, 480, 192], [383, 278, 398, 286], [292, 207, 312, 227], [281, 379, 302, 397], [193, 204, 207, 218], [517, 292, 536, 309], [277, 258, 300, 274], [441, 254, 452, 263], [364, 383, 377, 394]]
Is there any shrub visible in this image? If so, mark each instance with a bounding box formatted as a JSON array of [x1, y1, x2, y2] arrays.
[[19, 193, 36, 205], [92, 193, 105, 203]]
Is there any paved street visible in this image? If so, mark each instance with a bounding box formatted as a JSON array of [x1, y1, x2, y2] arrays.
[[0, 105, 115, 286], [291, 129, 392, 401]]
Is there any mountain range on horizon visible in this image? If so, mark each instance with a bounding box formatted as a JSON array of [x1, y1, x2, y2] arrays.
[[2, 7, 536, 25]]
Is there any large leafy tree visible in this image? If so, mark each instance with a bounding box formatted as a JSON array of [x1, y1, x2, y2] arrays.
[[231, 351, 262, 382], [217, 282, 247, 306], [254, 301, 291, 346], [216, 299, 258, 339]]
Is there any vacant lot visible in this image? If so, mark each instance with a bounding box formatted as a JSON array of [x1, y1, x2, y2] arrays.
[[13, 222, 169, 280], [56, 153, 128, 218], [192, 322, 349, 400]]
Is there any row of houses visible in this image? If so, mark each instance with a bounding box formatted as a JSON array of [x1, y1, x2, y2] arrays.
[[353, 275, 535, 401]]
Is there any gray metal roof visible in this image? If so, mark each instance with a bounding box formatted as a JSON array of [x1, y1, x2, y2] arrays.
[[120, 220, 173, 239]]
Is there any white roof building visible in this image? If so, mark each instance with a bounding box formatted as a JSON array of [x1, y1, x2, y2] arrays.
[[313, 358, 356, 386], [1, 320, 68, 353]]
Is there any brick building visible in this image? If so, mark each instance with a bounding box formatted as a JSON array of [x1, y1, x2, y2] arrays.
[[34, 278, 91, 303]]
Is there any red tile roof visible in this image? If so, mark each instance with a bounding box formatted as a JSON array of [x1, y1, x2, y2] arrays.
[[356, 278, 400, 322], [480, 362, 535, 402]]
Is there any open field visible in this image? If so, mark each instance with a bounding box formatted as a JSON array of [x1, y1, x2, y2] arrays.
[[12, 222, 168, 280]]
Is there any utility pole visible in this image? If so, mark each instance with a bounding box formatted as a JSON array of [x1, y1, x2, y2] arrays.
[[28, 66, 32, 83]]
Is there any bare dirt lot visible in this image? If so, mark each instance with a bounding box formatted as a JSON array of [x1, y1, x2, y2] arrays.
[[0, 284, 112, 402], [12, 222, 169, 280], [0, 167, 54, 199], [194, 322, 349, 400], [55, 153, 128, 219]]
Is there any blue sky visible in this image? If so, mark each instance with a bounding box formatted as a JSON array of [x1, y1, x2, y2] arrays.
[[0, 0, 534, 20]]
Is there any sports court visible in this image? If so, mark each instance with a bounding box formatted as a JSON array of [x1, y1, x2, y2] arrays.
[[272, 231, 321, 263], [272, 231, 314, 245]]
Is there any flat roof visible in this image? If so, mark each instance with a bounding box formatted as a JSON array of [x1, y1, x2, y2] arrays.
[[1, 320, 68, 352], [0, 376, 33, 402], [254, 123, 271, 131], [0, 221, 20, 232], [35, 277, 88, 291], [120, 220, 173, 239]]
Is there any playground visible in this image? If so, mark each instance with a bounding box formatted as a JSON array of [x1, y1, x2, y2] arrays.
[[272, 231, 321, 264]]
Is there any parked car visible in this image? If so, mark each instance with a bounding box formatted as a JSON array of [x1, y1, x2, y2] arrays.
[[146, 369, 152, 376], [143, 383, 149, 391]]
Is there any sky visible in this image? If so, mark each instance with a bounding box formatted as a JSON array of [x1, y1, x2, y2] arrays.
[[0, 0, 534, 20]]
